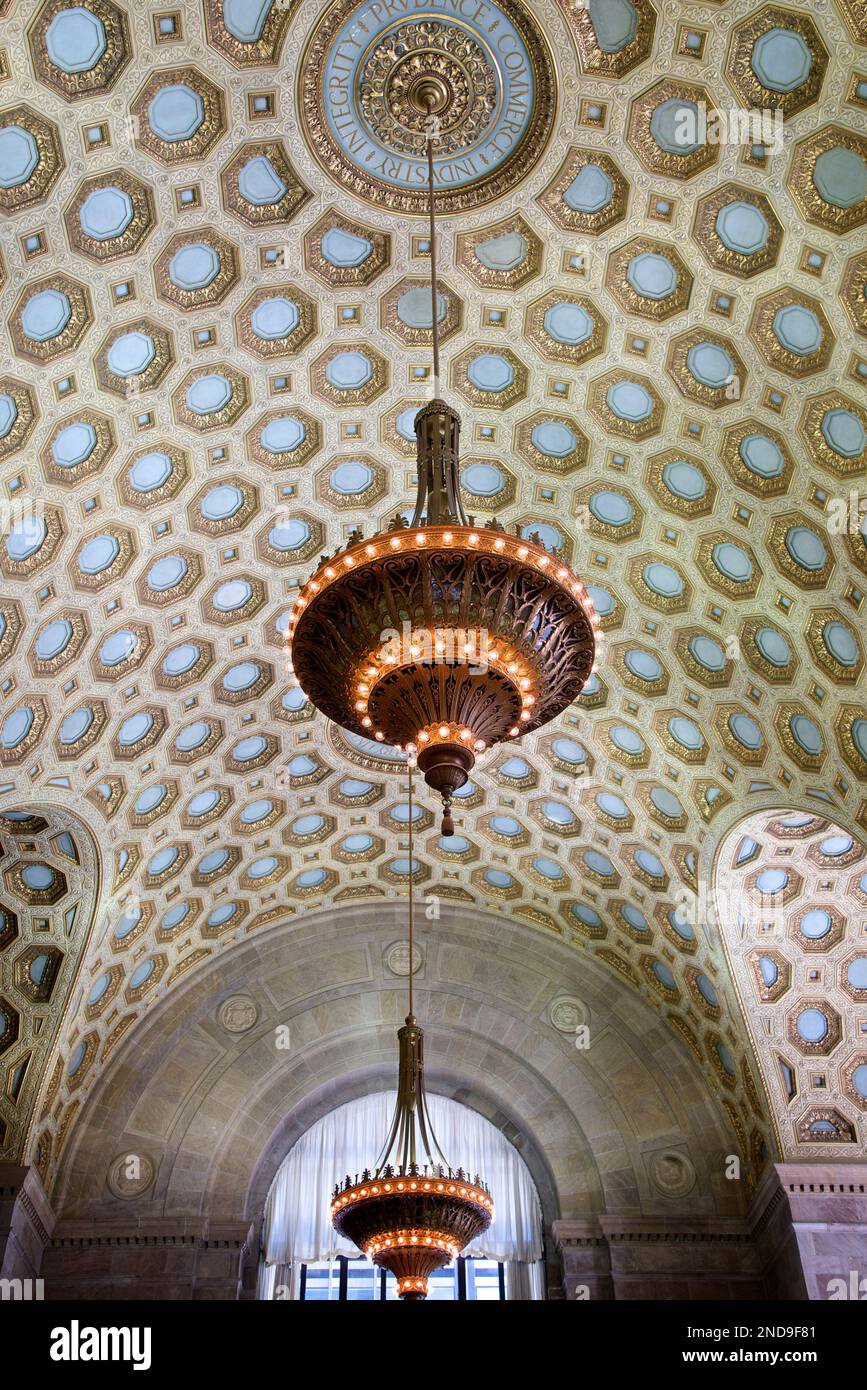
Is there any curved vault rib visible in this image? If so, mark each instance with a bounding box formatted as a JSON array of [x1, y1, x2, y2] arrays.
[[714, 807, 866, 1160], [0, 803, 101, 1176]]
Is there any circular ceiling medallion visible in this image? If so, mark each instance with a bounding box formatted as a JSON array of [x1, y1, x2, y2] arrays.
[[106, 1150, 156, 1200], [217, 994, 259, 1033], [384, 940, 424, 977], [647, 1148, 696, 1198], [548, 994, 589, 1033], [299, 0, 555, 214]]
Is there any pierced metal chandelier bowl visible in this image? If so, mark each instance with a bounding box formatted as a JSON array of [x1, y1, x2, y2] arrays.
[[331, 1169, 494, 1300]]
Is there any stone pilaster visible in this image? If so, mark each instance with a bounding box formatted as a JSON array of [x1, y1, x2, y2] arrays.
[[763, 1164, 867, 1301], [0, 1163, 55, 1287], [599, 1216, 764, 1300], [747, 1165, 807, 1299], [551, 1219, 613, 1299]]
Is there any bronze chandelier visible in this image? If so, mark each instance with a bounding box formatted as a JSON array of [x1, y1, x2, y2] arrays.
[[288, 78, 599, 833]]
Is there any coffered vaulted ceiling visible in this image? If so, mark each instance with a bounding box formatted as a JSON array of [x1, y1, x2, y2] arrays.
[[0, 0, 865, 1191]]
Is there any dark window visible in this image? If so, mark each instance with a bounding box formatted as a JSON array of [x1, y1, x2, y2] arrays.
[[298, 1256, 505, 1301]]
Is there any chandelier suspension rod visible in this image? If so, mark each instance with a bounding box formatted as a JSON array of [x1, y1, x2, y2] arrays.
[[425, 111, 441, 396], [407, 760, 414, 1021]]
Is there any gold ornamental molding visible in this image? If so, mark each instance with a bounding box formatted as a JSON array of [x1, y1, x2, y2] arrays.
[[41, 409, 115, 487], [63, 169, 155, 263], [455, 214, 543, 289], [720, 420, 793, 499], [221, 140, 311, 228], [559, 0, 656, 77], [135, 550, 204, 608], [130, 66, 225, 167], [0, 600, 24, 663], [94, 317, 174, 398], [645, 451, 716, 519], [749, 289, 835, 379], [154, 229, 240, 311], [799, 391, 867, 479], [29, 609, 89, 676], [628, 79, 721, 181], [788, 125, 867, 234], [587, 370, 665, 441], [537, 147, 629, 236], [0, 376, 38, 461], [203, 0, 297, 67], [54, 700, 108, 767], [236, 285, 318, 359], [0, 506, 65, 581], [0, 105, 65, 214], [245, 407, 322, 471], [28, 0, 130, 102], [185, 787, 233, 831], [840, 250, 867, 335], [524, 289, 608, 364], [765, 512, 835, 591], [804, 607, 864, 686], [725, 5, 828, 120], [118, 444, 189, 511], [11, 275, 92, 364], [666, 329, 748, 411], [739, 616, 799, 684], [691, 184, 783, 279], [837, 0, 867, 44], [304, 208, 391, 288], [605, 236, 693, 323], [380, 275, 463, 348], [298, 0, 557, 215]]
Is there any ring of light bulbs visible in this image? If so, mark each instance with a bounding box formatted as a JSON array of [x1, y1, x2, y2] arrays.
[[287, 524, 604, 756]]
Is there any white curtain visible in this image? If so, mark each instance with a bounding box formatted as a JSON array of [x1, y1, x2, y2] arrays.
[[505, 1260, 545, 1300], [260, 1091, 544, 1284]]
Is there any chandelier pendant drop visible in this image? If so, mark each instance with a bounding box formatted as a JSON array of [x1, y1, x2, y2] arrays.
[[288, 77, 600, 834], [330, 765, 493, 1300]]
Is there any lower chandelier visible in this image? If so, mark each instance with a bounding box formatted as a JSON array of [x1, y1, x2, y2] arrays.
[[330, 768, 493, 1300], [331, 1014, 493, 1300]]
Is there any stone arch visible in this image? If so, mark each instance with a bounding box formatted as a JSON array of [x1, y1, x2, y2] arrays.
[[54, 900, 746, 1232], [245, 1048, 566, 1245]]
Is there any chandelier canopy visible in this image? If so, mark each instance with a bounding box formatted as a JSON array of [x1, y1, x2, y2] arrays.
[[287, 83, 599, 833]]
